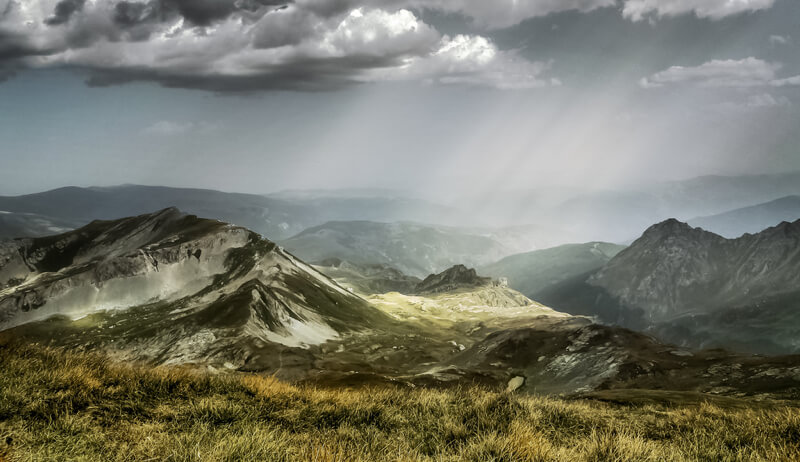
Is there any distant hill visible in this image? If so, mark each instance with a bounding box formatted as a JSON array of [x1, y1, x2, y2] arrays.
[[689, 195, 800, 238], [313, 259, 422, 295], [479, 242, 626, 300], [0, 185, 461, 240], [495, 172, 800, 244], [0, 211, 78, 238], [281, 221, 511, 278]]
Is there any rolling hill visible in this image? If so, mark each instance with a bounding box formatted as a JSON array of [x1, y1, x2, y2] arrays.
[[280, 221, 511, 278], [479, 242, 626, 300], [0, 185, 461, 240], [689, 195, 800, 238]]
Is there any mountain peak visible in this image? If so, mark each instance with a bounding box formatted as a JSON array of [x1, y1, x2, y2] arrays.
[[638, 218, 723, 243], [758, 218, 800, 237], [415, 264, 492, 294], [645, 218, 693, 234]]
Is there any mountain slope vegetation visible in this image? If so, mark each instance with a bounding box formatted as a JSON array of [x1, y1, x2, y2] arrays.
[[3, 213, 800, 398], [3, 342, 799, 462], [281, 221, 511, 278], [0, 208, 389, 371]]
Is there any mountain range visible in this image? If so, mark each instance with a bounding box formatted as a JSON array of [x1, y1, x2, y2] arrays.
[[4, 172, 800, 250], [0, 185, 461, 241], [0, 211, 78, 238], [479, 242, 626, 300], [281, 221, 513, 279], [3, 210, 800, 397], [533, 218, 800, 354], [689, 195, 800, 238]]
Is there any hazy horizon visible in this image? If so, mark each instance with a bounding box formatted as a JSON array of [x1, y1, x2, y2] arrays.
[[2, 0, 800, 198]]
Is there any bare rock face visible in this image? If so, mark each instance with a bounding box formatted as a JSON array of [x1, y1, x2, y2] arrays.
[[415, 265, 493, 294]]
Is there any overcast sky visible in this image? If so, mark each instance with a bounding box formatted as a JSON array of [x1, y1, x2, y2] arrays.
[[1, 0, 799, 198]]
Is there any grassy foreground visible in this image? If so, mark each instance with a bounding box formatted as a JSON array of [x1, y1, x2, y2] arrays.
[[1, 343, 799, 461]]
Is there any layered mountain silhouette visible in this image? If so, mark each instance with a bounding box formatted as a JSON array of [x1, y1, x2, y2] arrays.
[[538, 218, 800, 354], [281, 221, 511, 278], [689, 195, 800, 238], [0, 185, 460, 241], [479, 242, 626, 300], [3, 210, 800, 397]]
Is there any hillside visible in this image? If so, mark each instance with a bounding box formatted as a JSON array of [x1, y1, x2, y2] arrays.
[[281, 221, 511, 278], [0, 208, 388, 371], [479, 242, 626, 300], [539, 218, 800, 354], [0, 211, 78, 238], [312, 259, 422, 295], [4, 213, 800, 397], [689, 195, 800, 238], [3, 343, 799, 462], [0, 185, 460, 240]]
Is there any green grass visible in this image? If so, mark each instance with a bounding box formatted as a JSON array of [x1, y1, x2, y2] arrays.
[[1, 342, 799, 461]]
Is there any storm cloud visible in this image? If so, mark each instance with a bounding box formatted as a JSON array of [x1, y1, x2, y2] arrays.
[[0, 0, 789, 92]]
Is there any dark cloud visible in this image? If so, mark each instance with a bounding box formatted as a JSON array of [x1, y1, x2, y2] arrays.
[[113, 1, 163, 27], [0, 31, 54, 61], [82, 53, 407, 92], [3, 0, 788, 94], [165, 0, 238, 26], [112, 0, 288, 28], [45, 0, 87, 26]]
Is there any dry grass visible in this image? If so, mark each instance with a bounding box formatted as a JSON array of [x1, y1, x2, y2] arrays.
[[1, 342, 799, 461]]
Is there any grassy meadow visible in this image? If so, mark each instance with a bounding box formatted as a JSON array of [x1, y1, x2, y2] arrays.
[[1, 342, 799, 461]]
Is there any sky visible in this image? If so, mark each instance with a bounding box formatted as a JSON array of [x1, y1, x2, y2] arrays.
[[0, 0, 799, 198]]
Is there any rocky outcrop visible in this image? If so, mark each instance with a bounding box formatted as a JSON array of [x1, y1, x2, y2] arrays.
[[414, 265, 493, 294]]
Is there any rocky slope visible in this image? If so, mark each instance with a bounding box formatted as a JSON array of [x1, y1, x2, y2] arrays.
[[414, 264, 493, 294], [0, 208, 389, 368], [3, 214, 800, 398], [539, 218, 800, 354]]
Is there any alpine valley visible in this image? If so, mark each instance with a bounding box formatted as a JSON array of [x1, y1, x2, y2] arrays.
[[3, 207, 800, 401]]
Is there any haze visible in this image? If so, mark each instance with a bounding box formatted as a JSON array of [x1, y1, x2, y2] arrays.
[[1, 0, 799, 201]]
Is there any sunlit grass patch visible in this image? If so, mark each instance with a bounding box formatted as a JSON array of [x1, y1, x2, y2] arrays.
[[0, 342, 799, 461]]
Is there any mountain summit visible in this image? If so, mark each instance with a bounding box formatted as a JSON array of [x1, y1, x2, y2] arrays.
[[589, 218, 800, 323], [539, 218, 800, 354], [0, 208, 386, 368], [414, 265, 493, 294]]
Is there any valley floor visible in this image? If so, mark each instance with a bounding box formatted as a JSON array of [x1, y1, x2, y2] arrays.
[[1, 343, 799, 462]]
